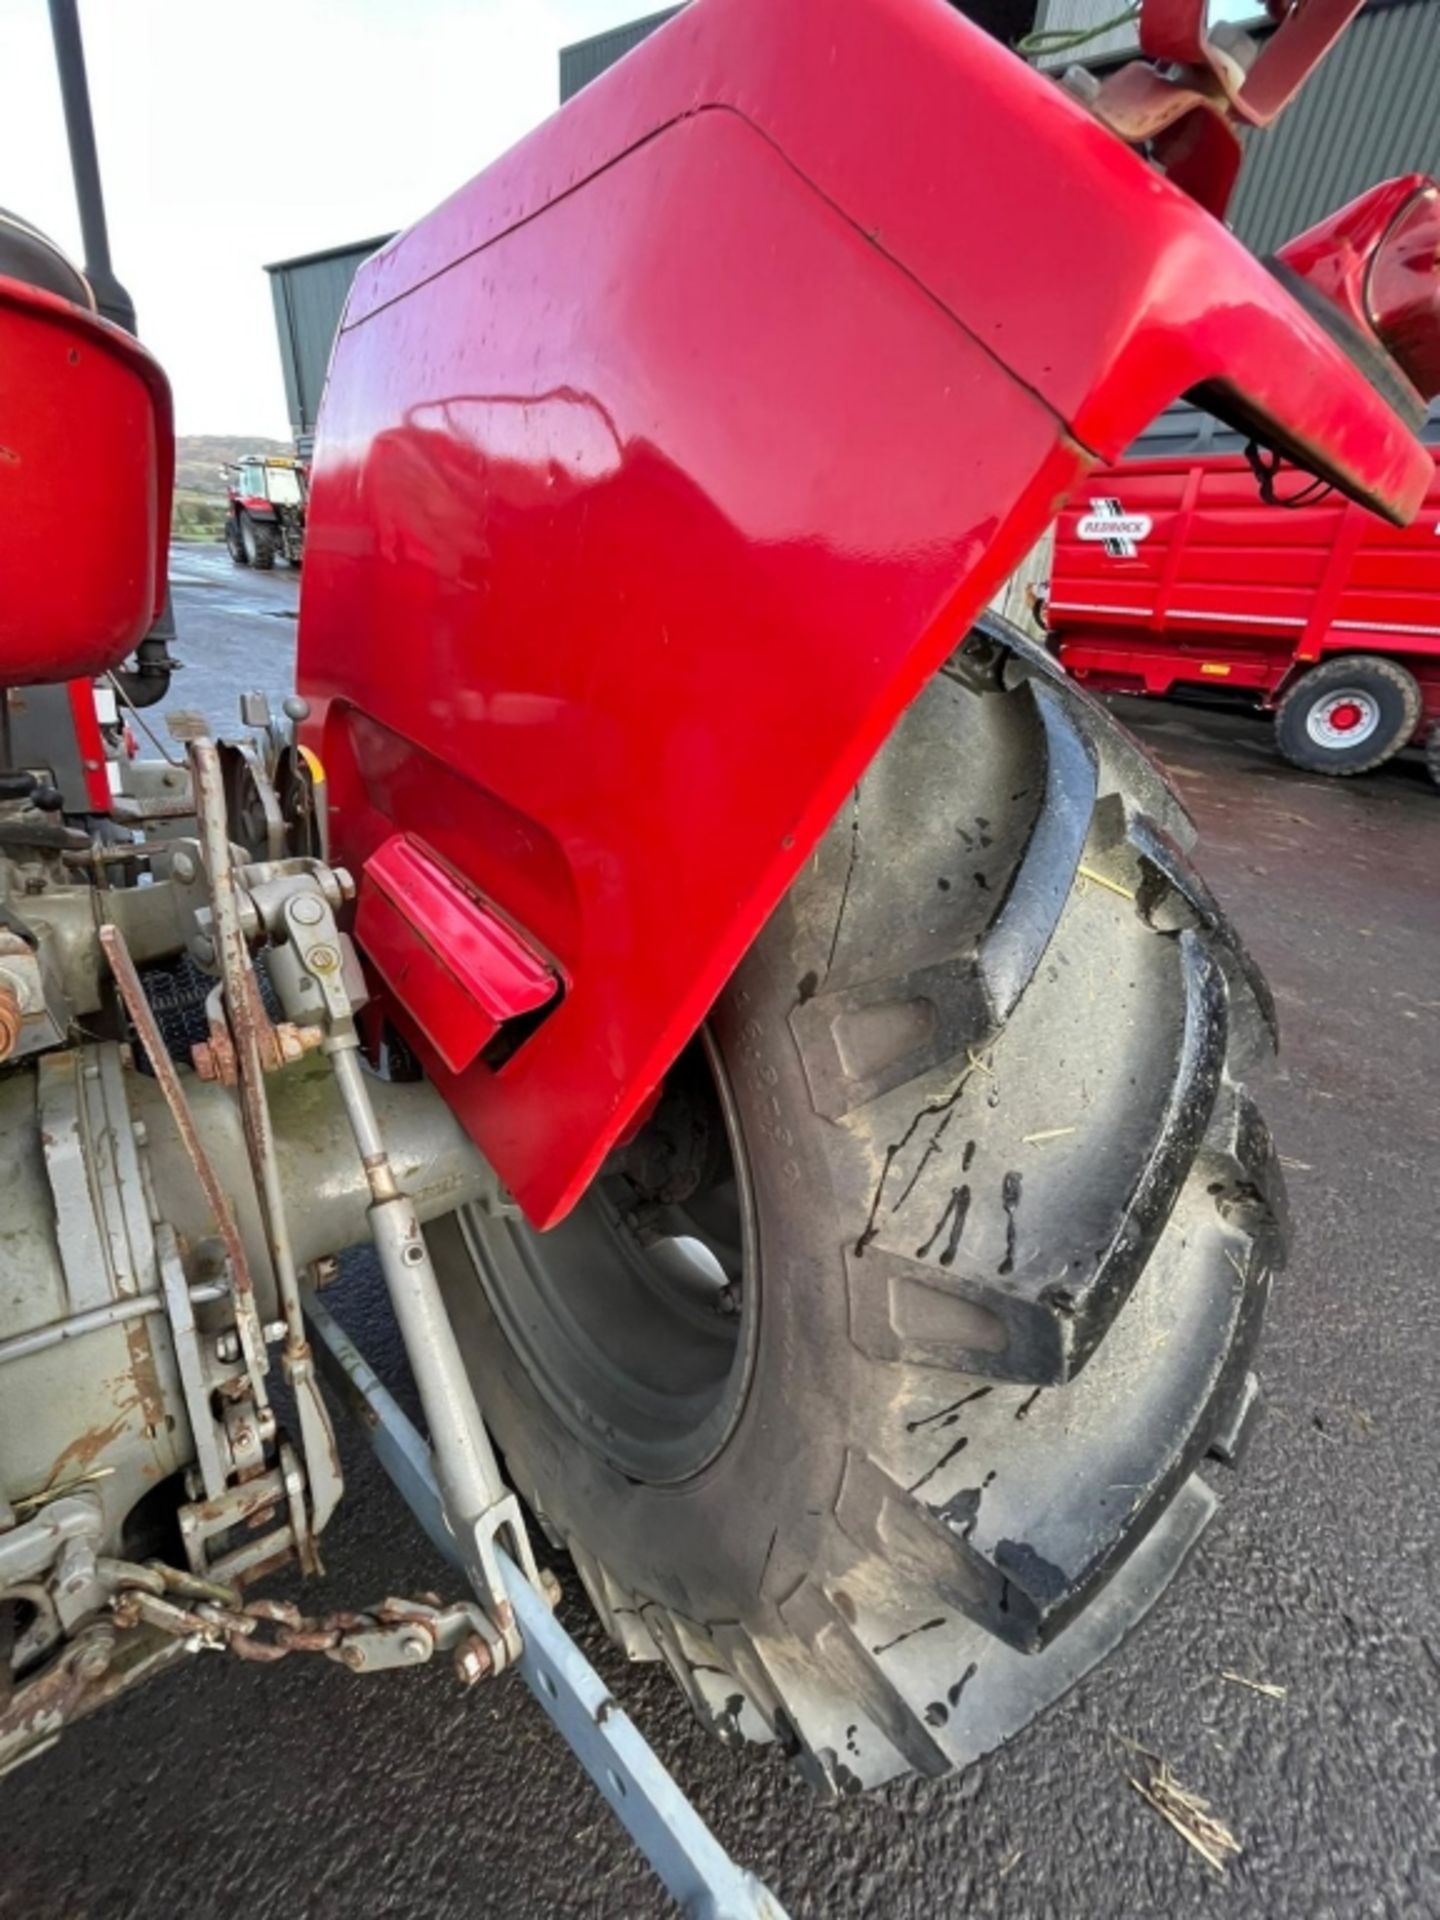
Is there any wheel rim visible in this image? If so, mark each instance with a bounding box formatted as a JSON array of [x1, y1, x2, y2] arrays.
[[241, 518, 257, 562], [457, 1029, 759, 1486], [1306, 687, 1380, 749]]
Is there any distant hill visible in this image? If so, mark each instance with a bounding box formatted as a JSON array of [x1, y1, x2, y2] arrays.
[[175, 435, 292, 497]]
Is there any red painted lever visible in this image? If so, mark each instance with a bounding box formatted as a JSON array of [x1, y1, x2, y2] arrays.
[[356, 834, 560, 1076]]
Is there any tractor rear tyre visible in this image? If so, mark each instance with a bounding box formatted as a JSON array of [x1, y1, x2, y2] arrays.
[[1274, 654, 1421, 776], [240, 513, 276, 571], [432, 617, 1286, 1794], [225, 514, 248, 566]]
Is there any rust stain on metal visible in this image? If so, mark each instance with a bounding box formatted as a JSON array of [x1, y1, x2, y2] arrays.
[[124, 1318, 167, 1434], [226, 1632, 289, 1663], [232, 1547, 293, 1588], [191, 1025, 235, 1085], [454, 1632, 492, 1686], [191, 1480, 278, 1528], [275, 1023, 325, 1067], [193, 1021, 322, 1083], [99, 925, 267, 1347], [45, 1409, 131, 1485], [0, 983, 22, 1060], [245, 1597, 303, 1626], [277, 1624, 340, 1653], [0, 1648, 90, 1748]]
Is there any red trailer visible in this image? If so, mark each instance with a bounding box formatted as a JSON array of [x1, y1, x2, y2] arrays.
[[1047, 405, 1440, 778]]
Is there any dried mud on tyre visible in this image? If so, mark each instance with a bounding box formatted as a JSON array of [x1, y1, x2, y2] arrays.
[[434, 614, 1288, 1797]]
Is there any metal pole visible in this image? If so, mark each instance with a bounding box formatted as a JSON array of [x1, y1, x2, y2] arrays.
[[48, 1, 178, 702], [0, 1283, 227, 1369], [47, 0, 135, 333], [325, 1043, 543, 1658]]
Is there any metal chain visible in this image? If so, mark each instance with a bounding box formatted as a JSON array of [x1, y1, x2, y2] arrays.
[[105, 1559, 502, 1682]]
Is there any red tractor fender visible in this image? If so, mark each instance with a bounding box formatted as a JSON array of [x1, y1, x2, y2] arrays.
[[297, 0, 1433, 1228]]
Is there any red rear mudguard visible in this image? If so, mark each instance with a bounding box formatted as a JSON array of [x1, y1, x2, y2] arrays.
[[298, 0, 1431, 1227]]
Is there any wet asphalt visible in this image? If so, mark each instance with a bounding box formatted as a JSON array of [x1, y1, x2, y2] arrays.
[[3, 545, 1438, 1920]]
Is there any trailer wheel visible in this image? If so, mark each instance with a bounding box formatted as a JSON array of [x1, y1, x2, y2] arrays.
[[225, 514, 248, 566], [240, 514, 276, 571], [432, 618, 1285, 1794], [1274, 655, 1421, 776]]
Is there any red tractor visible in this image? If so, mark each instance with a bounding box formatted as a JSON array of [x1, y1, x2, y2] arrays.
[[0, 0, 1435, 1906], [223, 452, 307, 569]]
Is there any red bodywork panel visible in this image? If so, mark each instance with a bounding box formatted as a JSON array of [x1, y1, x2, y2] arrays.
[[297, 0, 1434, 1227], [0, 276, 172, 684], [67, 679, 113, 813], [1048, 444, 1440, 726], [1277, 176, 1440, 405]]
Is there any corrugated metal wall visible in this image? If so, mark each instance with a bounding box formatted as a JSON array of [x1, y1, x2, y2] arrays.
[[1028, 0, 1141, 70], [559, 7, 682, 100], [1228, 0, 1440, 251], [265, 237, 392, 446]]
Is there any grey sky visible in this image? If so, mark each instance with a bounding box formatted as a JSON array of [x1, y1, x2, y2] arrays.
[[1, 0, 654, 435]]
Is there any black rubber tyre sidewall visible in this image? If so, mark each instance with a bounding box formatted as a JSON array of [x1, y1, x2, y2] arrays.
[[241, 513, 276, 571], [1274, 655, 1420, 776]]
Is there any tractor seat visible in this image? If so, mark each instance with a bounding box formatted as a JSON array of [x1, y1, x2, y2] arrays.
[[0, 207, 94, 310]]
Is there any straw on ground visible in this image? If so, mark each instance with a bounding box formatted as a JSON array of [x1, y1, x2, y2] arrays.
[[1111, 1733, 1242, 1876], [1222, 1670, 1287, 1701], [1128, 1760, 1242, 1875]]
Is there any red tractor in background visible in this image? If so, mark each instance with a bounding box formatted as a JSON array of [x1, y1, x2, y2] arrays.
[[223, 452, 308, 569], [0, 0, 1437, 1907]]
